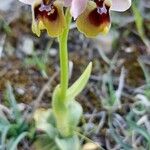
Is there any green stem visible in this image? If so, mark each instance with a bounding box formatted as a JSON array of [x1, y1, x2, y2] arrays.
[[58, 9, 72, 101]]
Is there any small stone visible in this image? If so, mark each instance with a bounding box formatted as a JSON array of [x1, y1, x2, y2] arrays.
[[49, 48, 57, 57], [17, 103, 27, 111], [125, 46, 134, 53], [0, 0, 14, 12], [15, 87, 25, 95], [0, 35, 6, 58], [82, 143, 100, 150], [21, 37, 34, 55]]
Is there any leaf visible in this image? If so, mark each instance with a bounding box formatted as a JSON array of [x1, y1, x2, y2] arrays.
[[138, 58, 150, 85], [33, 134, 58, 150], [67, 101, 83, 135], [108, 79, 116, 106], [1, 126, 11, 149], [0, 115, 10, 129], [126, 112, 150, 144], [9, 132, 28, 150], [52, 86, 82, 136], [34, 134, 80, 150], [127, 119, 150, 144], [55, 135, 80, 150], [34, 108, 58, 139], [52, 85, 70, 136], [6, 83, 22, 124], [66, 62, 92, 100], [132, 3, 150, 48], [109, 128, 132, 150], [132, 3, 144, 38]]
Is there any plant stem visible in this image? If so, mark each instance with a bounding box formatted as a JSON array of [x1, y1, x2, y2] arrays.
[[58, 9, 72, 101]]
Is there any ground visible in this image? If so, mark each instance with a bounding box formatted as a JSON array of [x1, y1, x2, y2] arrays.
[[0, 0, 150, 149]]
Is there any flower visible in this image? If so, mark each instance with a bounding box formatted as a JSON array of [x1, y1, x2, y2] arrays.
[[66, 0, 132, 37], [19, 0, 66, 37], [19, 0, 132, 38], [64, 0, 88, 20], [19, 0, 34, 5]]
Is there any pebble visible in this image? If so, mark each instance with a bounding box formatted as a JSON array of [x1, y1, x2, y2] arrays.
[[49, 48, 57, 57], [0, 0, 14, 12], [15, 87, 25, 95], [21, 37, 34, 55], [82, 143, 100, 150]]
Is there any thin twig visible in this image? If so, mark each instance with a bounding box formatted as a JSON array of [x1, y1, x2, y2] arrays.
[[25, 72, 58, 121]]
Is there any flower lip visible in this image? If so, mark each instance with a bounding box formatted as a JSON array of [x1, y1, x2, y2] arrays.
[[97, 5, 107, 14], [89, 3, 110, 27], [34, 1, 58, 21], [76, 1, 111, 37], [32, 0, 66, 37], [39, 3, 52, 12]]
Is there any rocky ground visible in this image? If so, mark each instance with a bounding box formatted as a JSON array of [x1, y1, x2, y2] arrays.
[[0, 0, 150, 149]]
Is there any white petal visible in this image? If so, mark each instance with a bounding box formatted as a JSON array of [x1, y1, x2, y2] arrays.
[[70, 0, 88, 19], [110, 0, 131, 12], [64, 0, 72, 7], [19, 0, 34, 5]]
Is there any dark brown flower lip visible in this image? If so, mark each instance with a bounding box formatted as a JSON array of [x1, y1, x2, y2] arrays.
[[34, 1, 58, 22], [39, 3, 53, 12], [88, 2, 110, 27], [97, 5, 107, 14]]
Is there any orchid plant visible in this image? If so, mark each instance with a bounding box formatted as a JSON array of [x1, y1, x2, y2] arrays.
[[18, 0, 131, 149]]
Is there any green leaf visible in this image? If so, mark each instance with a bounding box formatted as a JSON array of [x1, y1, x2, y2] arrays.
[[126, 112, 150, 144], [132, 3, 144, 38], [0, 115, 10, 128], [55, 135, 80, 150], [109, 128, 132, 150], [127, 120, 150, 144], [52, 86, 82, 136], [108, 79, 116, 106], [132, 3, 150, 48], [52, 85, 70, 136], [33, 134, 58, 150], [138, 58, 150, 85], [34, 108, 58, 139], [1, 126, 11, 149], [66, 62, 92, 100], [67, 101, 83, 134], [6, 83, 22, 124], [34, 135, 80, 150], [9, 132, 28, 150]]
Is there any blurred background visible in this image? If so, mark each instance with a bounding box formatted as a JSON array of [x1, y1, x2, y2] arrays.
[[0, 0, 150, 149]]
